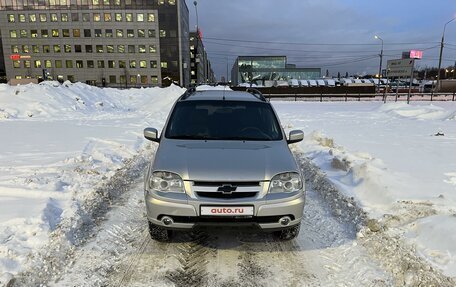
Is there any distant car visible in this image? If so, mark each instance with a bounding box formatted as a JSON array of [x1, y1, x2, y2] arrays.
[[143, 89, 306, 242], [325, 79, 336, 87], [289, 79, 300, 87], [299, 80, 309, 87], [308, 80, 318, 87], [316, 79, 326, 87]]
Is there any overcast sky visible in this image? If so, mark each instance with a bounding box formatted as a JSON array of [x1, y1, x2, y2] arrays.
[[186, 0, 456, 80]]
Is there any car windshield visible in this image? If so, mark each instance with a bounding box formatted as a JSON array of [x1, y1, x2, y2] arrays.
[[165, 100, 283, 141]]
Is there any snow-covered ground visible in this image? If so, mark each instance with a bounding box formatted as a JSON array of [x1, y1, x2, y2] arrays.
[[1, 82, 456, 285], [0, 82, 184, 284], [274, 100, 456, 277]]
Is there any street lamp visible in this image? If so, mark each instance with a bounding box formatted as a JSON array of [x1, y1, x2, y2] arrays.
[[437, 17, 456, 90], [374, 35, 384, 92]]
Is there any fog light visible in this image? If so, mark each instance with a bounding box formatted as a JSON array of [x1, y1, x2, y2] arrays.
[[162, 216, 174, 226], [279, 216, 291, 226]]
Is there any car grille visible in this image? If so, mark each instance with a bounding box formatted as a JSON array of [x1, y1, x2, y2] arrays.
[[192, 181, 261, 200]]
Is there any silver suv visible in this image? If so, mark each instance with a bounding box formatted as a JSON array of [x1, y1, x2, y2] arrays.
[[143, 88, 305, 241]]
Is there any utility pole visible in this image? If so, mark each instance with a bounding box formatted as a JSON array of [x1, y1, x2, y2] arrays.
[[375, 35, 384, 93], [437, 18, 456, 90]]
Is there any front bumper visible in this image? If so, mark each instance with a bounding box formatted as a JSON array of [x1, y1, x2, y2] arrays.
[[144, 191, 305, 230]]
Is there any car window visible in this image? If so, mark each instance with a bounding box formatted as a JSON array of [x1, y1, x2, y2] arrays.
[[165, 100, 283, 141]]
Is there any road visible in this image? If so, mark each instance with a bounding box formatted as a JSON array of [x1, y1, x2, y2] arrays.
[[52, 162, 392, 287]]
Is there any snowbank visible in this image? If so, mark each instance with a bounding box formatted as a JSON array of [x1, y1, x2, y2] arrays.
[[195, 85, 232, 91], [0, 82, 184, 283]]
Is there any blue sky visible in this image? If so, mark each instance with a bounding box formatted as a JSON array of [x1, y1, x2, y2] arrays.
[[186, 0, 456, 79]]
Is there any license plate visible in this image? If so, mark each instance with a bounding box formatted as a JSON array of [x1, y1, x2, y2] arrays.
[[201, 206, 254, 216]]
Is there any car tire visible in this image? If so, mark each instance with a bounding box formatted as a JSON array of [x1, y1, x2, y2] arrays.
[[148, 221, 171, 242], [275, 223, 301, 241]]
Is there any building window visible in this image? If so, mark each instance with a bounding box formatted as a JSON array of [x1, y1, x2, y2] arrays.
[[19, 14, 26, 22], [149, 45, 157, 53], [147, 13, 155, 22], [61, 13, 69, 22], [116, 29, 123, 37], [158, 0, 164, 4], [29, 14, 37, 22], [52, 29, 59, 37], [125, 13, 132, 22], [31, 30, 38, 38], [128, 45, 135, 53], [32, 45, 39, 53], [129, 76, 137, 84], [105, 29, 113, 38], [24, 60, 31, 68], [139, 45, 146, 53], [41, 29, 48, 38], [43, 45, 50, 53], [137, 29, 145, 38], [150, 60, 157, 68], [9, 30, 17, 38], [7, 14, 15, 23], [161, 61, 168, 68], [13, 61, 20, 68], [11, 45, 19, 53], [75, 45, 82, 52], [96, 45, 103, 53], [136, 13, 144, 22], [120, 75, 126, 84], [55, 60, 62, 68], [64, 44, 71, 53], [139, 60, 146, 68], [127, 29, 134, 38], [103, 0, 110, 5], [97, 60, 105, 68], [22, 45, 29, 53], [67, 75, 75, 82], [141, 75, 147, 84], [73, 29, 80, 37], [20, 30, 27, 38], [107, 45, 114, 53], [66, 60, 73, 68], [148, 29, 156, 38], [95, 29, 102, 37], [45, 60, 52, 68], [51, 13, 58, 22], [40, 14, 47, 22], [117, 45, 125, 53], [129, 60, 136, 68], [104, 13, 111, 21], [84, 29, 91, 37], [151, 76, 158, 84], [115, 13, 122, 21], [87, 60, 94, 68], [119, 60, 126, 68], [93, 13, 101, 22], [34, 60, 42, 68], [82, 13, 90, 22], [92, 0, 99, 4], [108, 60, 115, 68], [76, 60, 83, 68], [53, 45, 61, 53], [109, 75, 116, 84], [159, 30, 166, 37], [63, 29, 70, 37], [85, 45, 93, 53], [71, 13, 79, 21], [168, 0, 175, 5]]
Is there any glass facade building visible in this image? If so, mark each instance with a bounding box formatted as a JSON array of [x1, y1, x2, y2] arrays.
[[231, 56, 321, 86]]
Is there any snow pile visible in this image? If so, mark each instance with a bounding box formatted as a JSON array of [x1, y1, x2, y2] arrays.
[[195, 85, 232, 91], [0, 82, 184, 284], [274, 101, 456, 277]]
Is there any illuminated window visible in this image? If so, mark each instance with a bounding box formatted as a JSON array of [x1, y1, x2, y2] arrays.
[[9, 30, 17, 38], [82, 13, 90, 22], [52, 29, 59, 37], [53, 45, 61, 53], [73, 29, 80, 37], [11, 45, 19, 53], [125, 13, 132, 22], [119, 60, 126, 68], [41, 30, 48, 37], [61, 13, 69, 22], [103, 0, 110, 4], [129, 60, 136, 68], [117, 45, 125, 53], [76, 60, 83, 68], [148, 29, 156, 38], [40, 14, 47, 22], [104, 13, 111, 21], [115, 13, 122, 21], [92, 0, 99, 5], [139, 60, 146, 68], [22, 45, 29, 53], [32, 45, 39, 53], [97, 60, 104, 68], [116, 29, 123, 37], [93, 13, 101, 22], [95, 29, 102, 37], [168, 0, 175, 4], [43, 45, 50, 53], [159, 30, 166, 37], [149, 45, 156, 53], [151, 76, 158, 84], [64, 44, 71, 53], [19, 14, 26, 22], [55, 60, 62, 68], [20, 30, 27, 38], [161, 62, 168, 68], [139, 45, 146, 53], [34, 60, 42, 68], [29, 14, 37, 22], [63, 29, 70, 37], [8, 14, 15, 22], [138, 29, 145, 38], [108, 60, 115, 68], [66, 60, 73, 68], [136, 13, 144, 22], [147, 13, 155, 22], [31, 30, 38, 38], [127, 29, 134, 38], [105, 29, 113, 37], [45, 60, 52, 68], [96, 45, 103, 53], [107, 45, 114, 53], [51, 13, 58, 22], [24, 60, 31, 68]]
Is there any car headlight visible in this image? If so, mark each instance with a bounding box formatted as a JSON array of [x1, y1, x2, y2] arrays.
[[148, 171, 184, 193], [269, 172, 302, 193]]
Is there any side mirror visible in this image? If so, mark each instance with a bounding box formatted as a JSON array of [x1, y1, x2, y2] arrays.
[[287, 130, 304, 144], [144, 128, 160, 143]]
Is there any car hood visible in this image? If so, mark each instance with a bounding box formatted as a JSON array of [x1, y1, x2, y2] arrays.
[[152, 139, 299, 182]]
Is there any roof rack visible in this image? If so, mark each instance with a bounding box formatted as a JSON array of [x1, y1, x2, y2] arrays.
[[246, 88, 267, 102], [179, 87, 197, 100]]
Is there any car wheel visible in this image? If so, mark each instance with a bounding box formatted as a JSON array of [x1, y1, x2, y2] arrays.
[[148, 221, 171, 242], [275, 223, 301, 241]]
